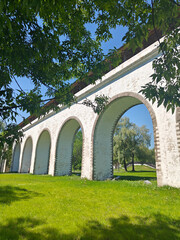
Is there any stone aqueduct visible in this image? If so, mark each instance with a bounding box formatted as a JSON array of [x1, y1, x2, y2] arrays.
[[11, 40, 180, 188]]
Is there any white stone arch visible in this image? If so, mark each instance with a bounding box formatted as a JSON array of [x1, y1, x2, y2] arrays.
[[92, 92, 162, 184], [11, 142, 21, 172], [54, 116, 85, 176], [34, 129, 51, 175], [20, 136, 33, 173]]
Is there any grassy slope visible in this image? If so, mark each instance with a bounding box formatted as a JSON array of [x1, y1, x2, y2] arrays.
[[114, 165, 157, 181], [0, 166, 179, 240]]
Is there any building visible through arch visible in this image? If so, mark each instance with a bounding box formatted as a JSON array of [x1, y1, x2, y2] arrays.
[[12, 39, 180, 188]]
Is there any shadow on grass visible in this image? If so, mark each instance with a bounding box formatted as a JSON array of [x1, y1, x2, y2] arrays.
[[72, 172, 81, 176], [0, 214, 179, 240], [113, 175, 157, 181], [133, 170, 156, 173], [0, 186, 41, 205], [80, 214, 180, 240]]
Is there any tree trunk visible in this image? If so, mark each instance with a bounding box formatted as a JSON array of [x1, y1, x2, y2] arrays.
[[118, 149, 120, 171], [123, 156, 127, 171], [132, 152, 135, 172]]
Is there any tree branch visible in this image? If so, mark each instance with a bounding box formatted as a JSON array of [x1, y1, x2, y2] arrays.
[[12, 76, 26, 94], [0, 97, 55, 112], [169, 0, 180, 7], [37, 78, 58, 92], [14, 74, 58, 95]]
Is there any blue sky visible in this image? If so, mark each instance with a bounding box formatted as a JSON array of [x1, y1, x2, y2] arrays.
[[11, 25, 154, 148]]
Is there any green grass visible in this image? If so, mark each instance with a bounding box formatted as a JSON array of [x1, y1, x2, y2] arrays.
[[0, 166, 179, 240], [114, 165, 157, 181]]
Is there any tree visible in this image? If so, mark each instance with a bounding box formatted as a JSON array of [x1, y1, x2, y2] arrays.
[[113, 117, 133, 171], [113, 117, 151, 171], [128, 125, 151, 171], [0, 0, 179, 144], [0, 120, 15, 172], [72, 130, 82, 171], [136, 146, 155, 166]]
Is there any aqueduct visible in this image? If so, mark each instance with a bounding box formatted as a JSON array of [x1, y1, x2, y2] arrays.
[[11, 39, 180, 188]]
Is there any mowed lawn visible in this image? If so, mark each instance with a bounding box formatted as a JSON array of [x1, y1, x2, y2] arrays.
[[0, 166, 180, 240]]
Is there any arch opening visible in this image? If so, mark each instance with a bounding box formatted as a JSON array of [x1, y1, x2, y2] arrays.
[[34, 130, 51, 175], [72, 128, 82, 174], [21, 137, 33, 173], [113, 105, 155, 179], [11, 142, 20, 172], [93, 94, 158, 181], [55, 118, 83, 176]]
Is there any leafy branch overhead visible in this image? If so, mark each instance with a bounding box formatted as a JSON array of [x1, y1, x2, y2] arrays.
[[0, 0, 179, 143], [82, 95, 109, 114], [140, 27, 180, 113]]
